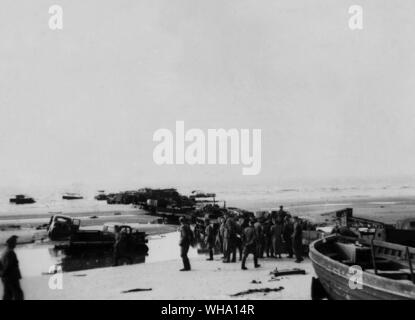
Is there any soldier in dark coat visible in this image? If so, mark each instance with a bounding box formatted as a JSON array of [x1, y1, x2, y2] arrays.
[[254, 218, 264, 258], [204, 219, 216, 261], [278, 206, 288, 219], [1, 235, 24, 300], [271, 216, 284, 258], [283, 214, 294, 258], [262, 218, 272, 258], [113, 226, 133, 266], [113, 225, 122, 266], [216, 217, 225, 257], [179, 217, 193, 271], [292, 216, 304, 263], [223, 215, 237, 263], [234, 218, 244, 261], [241, 218, 260, 270]]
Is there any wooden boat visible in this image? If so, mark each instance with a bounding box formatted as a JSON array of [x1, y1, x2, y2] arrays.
[[320, 208, 415, 247], [309, 235, 415, 300], [9, 194, 35, 204], [62, 193, 83, 200]]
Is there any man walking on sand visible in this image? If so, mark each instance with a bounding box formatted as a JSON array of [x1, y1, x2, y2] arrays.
[[113, 226, 132, 266], [241, 218, 261, 270], [113, 225, 123, 266], [204, 218, 216, 261], [1, 235, 24, 300], [254, 218, 264, 258], [283, 214, 294, 258], [216, 216, 225, 257], [179, 217, 192, 271], [292, 216, 304, 263], [271, 216, 284, 258], [234, 218, 244, 261], [262, 217, 272, 258], [223, 214, 237, 263]]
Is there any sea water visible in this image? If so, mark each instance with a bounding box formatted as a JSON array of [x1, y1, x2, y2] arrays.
[[15, 232, 198, 277], [1, 180, 415, 216]]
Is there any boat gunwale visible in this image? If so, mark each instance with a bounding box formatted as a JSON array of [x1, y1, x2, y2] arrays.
[[309, 235, 415, 299]]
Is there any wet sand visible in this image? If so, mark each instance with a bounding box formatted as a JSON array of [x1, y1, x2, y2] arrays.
[[250, 195, 415, 225], [0, 207, 151, 226]]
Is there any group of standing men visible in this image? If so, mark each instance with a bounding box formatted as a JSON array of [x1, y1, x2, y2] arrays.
[[178, 206, 304, 271]]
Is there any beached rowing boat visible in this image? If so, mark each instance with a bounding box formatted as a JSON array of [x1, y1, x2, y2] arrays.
[[309, 235, 415, 300]]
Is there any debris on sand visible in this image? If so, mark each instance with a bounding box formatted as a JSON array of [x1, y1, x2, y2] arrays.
[[268, 277, 281, 282], [250, 280, 262, 284], [42, 268, 61, 275], [73, 274, 87, 277], [121, 288, 152, 294], [270, 268, 306, 277], [230, 287, 284, 297]]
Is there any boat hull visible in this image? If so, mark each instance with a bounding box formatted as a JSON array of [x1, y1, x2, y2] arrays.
[[309, 236, 415, 300], [62, 196, 83, 200]]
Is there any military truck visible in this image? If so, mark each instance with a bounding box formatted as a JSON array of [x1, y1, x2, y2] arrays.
[[47, 215, 148, 253]]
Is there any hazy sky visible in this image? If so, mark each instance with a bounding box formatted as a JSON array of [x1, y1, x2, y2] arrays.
[[1, 0, 415, 191]]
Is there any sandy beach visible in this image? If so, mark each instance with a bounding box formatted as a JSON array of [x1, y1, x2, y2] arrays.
[[2, 254, 313, 300], [0, 194, 414, 300], [0, 202, 316, 300], [2, 0, 415, 305]]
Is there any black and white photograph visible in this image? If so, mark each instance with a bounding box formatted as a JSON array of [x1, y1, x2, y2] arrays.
[[1, 0, 415, 305]]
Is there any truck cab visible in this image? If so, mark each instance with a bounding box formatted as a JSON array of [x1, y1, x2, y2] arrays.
[[47, 215, 81, 240]]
